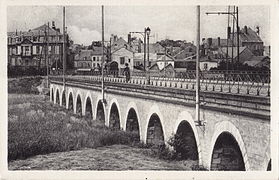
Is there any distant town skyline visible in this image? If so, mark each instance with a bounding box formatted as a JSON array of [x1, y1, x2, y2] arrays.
[[7, 6, 270, 46]]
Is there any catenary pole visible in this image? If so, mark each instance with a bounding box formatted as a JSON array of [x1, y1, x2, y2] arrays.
[[101, 5, 105, 101], [196, 6, 201, 126], [47, 22, 49, 88], [63, 6, 66, 86]]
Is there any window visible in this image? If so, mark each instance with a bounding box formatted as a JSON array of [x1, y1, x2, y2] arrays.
[[93, 57, 96, 61], [128, 59, 131, 63], [120, 57, 125, 64], [97, 57, 99, 61], [33, 46, 37, 55], [204, 63, 208, 71], [23, 46, 31, 56], [93, 63, 95, 67]]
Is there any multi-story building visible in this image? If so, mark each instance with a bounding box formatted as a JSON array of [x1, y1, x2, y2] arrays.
[[7, 22, 70, 73], [74, 46, 104, 73]]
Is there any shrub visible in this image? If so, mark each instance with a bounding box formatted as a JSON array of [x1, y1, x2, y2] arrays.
[[8, 95, 139, 161]]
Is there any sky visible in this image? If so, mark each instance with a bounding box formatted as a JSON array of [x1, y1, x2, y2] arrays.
[[7, 6, 270, 46]]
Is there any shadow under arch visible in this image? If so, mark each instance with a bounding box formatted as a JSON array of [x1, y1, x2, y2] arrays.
[[267, 159, 271, 171], [126, 108, 140, 142], [109, 103, 120, 130], [51, 88, 54, 102], [146, 113, 164, 146], [210, 132, 245, 171], [68, 92, 74, 111], [55, 89, 60, 105], [96, 100, 105, 124], [174, 120, 198, 160], [76, 94, 82, 116], [61, 90, 66, 107], [85, 96, 93, 125]]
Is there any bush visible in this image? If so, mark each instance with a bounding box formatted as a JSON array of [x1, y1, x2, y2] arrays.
[[8, 95, 139, 161], [8, 77, 44, 94]]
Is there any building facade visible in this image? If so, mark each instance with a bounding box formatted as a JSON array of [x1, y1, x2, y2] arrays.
[[7, 22, 70, 74]]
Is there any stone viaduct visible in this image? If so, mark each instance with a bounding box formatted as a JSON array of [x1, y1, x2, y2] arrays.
[[49, 76, 271, 171]]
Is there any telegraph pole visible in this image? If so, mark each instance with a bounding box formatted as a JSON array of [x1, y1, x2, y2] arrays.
[[196, 5, 201, 126], [46, 22, 49, 88], [226, 6, 230, 72], [236, 6, 240, 68], [101, 5, 105, 102], [63, 6, 66, 86]]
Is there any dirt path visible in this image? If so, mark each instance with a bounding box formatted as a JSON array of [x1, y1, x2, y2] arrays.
[[9, 144, 197, 170]]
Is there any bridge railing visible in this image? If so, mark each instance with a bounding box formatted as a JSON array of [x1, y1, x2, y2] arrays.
[[50, 70, 270, 97]]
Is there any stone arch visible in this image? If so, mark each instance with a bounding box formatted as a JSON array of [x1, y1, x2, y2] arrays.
[[108, 98, 122, 128], [267, 159, 271, 171], [125, 105, 140, 142], [173, 111, 202, 163], [95, 98, 105, 125], [108, 102, 121, 130], [50, 86, 54, 102], [67, 91, 74, 111], [61, 90, 66, 107], [144, 104, 165, 145], [124, 102, 141, 132], [55, 88, 60, 105], [66, 88, 74, 110], [146, 113, 164, 146], [75, 94, 82, 116], [208, 121, 249, 171], [84, 95, 94, 125]]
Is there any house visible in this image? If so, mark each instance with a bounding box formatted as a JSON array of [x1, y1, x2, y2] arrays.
[[110, 34, 128, 51], [133, 53, 157, 69], [7, 21, 71, 72], [111, 47, 134, 73], [199, 57, 219, 71], [156, 54, 174, 70], [219, 46, 254, 63], [232, 26, 264, 56], [243, 56, 270, 69], [140, 42, 165, 54], [74, 46, 105, 72]]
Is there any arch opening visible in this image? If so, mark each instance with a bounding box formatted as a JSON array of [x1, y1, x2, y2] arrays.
[[174, 120, 198, 160], [210, 132, 245, 171], [96, 100, 105, 124], [68, 93, 74, 111], [109, 103, 120, 130], [85, 97, 93, 125], [126, 108, 140, 142], [76, 95, 82, 116], [267, 159, 271, 171], [56, 90, 60, 105], [62, 91, 66, 107], [51, 88, 54, 102], [146, 113, 164, 146]]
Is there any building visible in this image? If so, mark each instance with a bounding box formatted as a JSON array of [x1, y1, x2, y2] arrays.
[[7, 22, 71, 73], [232, 26, 264, 56], [243, 56, 270, 69], [111, 47, 134, 73], [74, 46, 105, 73], [133, 53, 157, 68]]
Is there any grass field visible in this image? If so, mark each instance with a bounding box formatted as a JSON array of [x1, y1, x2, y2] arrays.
[[8, 77, 199, 170], [8, 94, 138, 162]]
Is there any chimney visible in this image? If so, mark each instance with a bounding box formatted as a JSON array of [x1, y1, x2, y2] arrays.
[[208, 38, 212, 47], [227, 26, 231, 39], [244, 26, 248, 34], [217, 37, 221, 46], [128, 33, 131, 44], [52, 21, 56, 30], [256, 26, 260, 35]]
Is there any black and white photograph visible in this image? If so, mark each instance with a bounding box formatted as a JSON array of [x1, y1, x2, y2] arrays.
[[1, 0, 278, 180]]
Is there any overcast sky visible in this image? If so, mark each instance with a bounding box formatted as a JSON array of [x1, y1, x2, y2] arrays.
[[7, 6, 270, 46]]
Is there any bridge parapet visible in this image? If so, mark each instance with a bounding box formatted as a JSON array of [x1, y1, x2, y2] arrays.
[[50, 76, 270, 120]]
